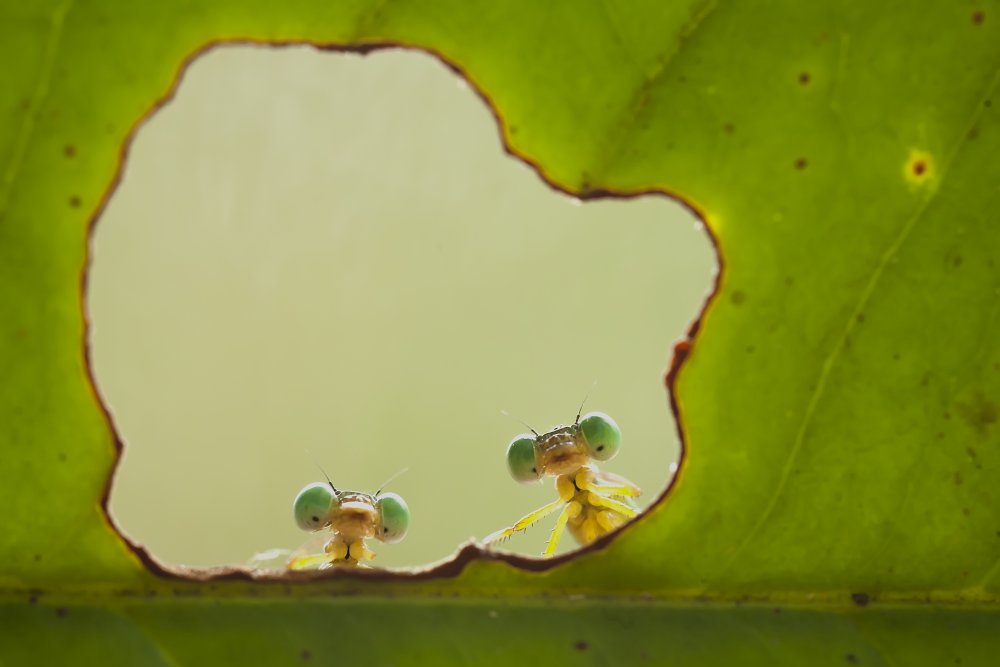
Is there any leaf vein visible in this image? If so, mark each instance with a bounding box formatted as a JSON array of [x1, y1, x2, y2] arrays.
[[0, 0, 74, 223], [720, 65, 1000, 574], [584, 0, 719, 188]]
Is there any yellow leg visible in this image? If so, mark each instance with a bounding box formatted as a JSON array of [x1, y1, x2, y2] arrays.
[[576, 469, 642, 497], [482, 497, 567, 545], [587, 492, 639, 518], [580, 515, 598, 544], [288, 536, 374, 570], [324, 538, 349, 561], [483, 476, 578, 546], [596, 510, 620, 532], [582, 481, 642, 497], [349, 540, 376, 562], [543, 501, 582, 556], [287, 553, 332, 570]]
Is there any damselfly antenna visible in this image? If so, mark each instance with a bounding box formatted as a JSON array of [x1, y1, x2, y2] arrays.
[[375, 468, 409, 496], [306, 449, 340, 496], [500, 409, 539, 437], [575, 380, 599, 425]]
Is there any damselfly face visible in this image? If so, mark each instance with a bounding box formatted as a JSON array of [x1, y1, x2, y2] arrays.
[[506, 411, 622, 483], [288, 481, 410, 569], [293, 483, 410, 544], [327, 491, 380, 541]]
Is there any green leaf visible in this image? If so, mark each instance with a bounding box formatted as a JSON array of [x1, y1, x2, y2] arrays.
[[1, 0, 997, 663]]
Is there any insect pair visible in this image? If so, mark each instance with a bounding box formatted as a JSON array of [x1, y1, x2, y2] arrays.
[[287, 408, 639, 569]]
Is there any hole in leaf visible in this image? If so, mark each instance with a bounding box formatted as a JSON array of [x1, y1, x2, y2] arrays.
[[88, 46, 716, 569]]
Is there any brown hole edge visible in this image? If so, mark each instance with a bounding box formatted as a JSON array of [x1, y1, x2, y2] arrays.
[[81, 38, 724, 583]]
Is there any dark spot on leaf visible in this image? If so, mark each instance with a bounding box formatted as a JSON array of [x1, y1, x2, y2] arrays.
[[892, 353, 901, 361], [912, 160, 927, 176], [509, 125, 518, 135], [596, 445, 604, 451], [968, 127, 979, 140], [921, 373, 930, 387], [794, 158, 808, 170], [58, 452, 67, 462], [851, 592, 870, 606], [63, 144, 75, 158], [55, 607, 69, 618], [723, 122, 734, 134], [845, 654, 859, 664], [28, 595, 38, 604], [963, 508, 971, 517], [784, 276, 794, 286], [745, 345, 755, 353], [856, 313, 865, 323], [69, 196, 81, 208], [956, 392, 998, 437], [986, 99, 992, 108], [574, 640, 589, 652], [301, 649, 312, 661], [972, 10, 985, 24], [799, 72, 811, 85], [311, 516, 318, 523], [678, 75, 687, 83], [33, 553, 41, 562], [730, 290, 747, 305], [954, 471, 963, 486], [772, 607, 782, 614]]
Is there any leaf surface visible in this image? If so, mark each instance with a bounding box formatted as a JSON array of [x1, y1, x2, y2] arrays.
[[1, 0, 998, 662]]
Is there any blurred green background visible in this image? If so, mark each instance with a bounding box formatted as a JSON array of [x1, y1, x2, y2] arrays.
[[87, 46, 715, 568]]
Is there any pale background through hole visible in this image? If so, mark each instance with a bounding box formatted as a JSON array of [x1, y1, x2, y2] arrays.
[[88, 46, 716, 568]]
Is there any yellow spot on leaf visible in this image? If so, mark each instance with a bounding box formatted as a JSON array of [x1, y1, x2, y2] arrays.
[[903, 149, 933, 187]]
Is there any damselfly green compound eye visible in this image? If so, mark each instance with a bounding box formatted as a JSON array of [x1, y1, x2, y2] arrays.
[[579, 411, 621, 461], [375, 492, 410, 543], [506, 434, 541, 483], [293, 482, 337, 531]]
